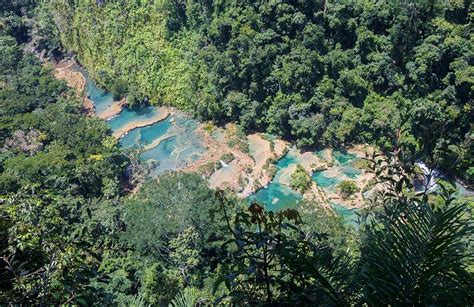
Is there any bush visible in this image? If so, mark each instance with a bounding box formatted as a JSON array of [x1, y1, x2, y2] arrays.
[[290, 164, 312, 193], [220, 152, 235, 164], [338, 180, 359, 198], [111, 79, 129, 100]]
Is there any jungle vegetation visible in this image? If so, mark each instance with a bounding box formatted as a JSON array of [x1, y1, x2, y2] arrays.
[[0, 0, 473, 305], [43, 0, 474, 185]]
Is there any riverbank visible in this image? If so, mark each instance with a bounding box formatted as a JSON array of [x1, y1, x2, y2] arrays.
[[112, 109, 171, 139], [49, 60, 94, 114], [183, 124, 288, 197], [50, 60, 129, 119], [47, 60, 384, 212]]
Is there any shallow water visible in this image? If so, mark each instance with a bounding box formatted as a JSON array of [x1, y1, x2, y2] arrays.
[[249, 149, 364, 214], [83, 72, 472, 221], [139, 116, 205, 176], [108, 106, 164, 132], [82, 70, 115, 117], [312, 150, 361, 192], [249, 183, 302, 212], [119, 117, 173, 149], [249, 152, 302, 211], [83, 75, 206, 178], [331, 203, 359, 227], [312, 171, 342, 189]]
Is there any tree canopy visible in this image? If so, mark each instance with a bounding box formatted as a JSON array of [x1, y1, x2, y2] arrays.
[[46, 0, 473, 184]]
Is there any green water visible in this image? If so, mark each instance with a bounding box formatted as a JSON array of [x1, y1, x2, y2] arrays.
[[249, 183, 302, 212]]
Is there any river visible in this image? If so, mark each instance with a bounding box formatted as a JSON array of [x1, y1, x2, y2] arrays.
[[74, 66, 472, 226]]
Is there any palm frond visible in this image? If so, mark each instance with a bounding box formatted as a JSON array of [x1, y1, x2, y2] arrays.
[[360, 202, 473, 305], [170, 287, 204, 307]]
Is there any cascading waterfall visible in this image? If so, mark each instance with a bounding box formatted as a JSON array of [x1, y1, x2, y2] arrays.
[[414, 161, 443, 192]]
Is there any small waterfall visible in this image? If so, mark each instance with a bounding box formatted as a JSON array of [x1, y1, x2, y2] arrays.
[[415, 161, 442, 192]]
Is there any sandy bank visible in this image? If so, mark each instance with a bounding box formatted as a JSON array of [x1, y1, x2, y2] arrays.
[[50, 60, 94, 115], [184, 124, 289, 197], [112, 109, 170, 139], [98, 98, 128, 120]]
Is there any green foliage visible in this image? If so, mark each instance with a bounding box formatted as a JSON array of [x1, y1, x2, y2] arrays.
[[1, 1, 473, 305], [337, 180, 360, 198], [0, 18, 127, 303], [110, 79, 128, 101], [290, 164, 312, 193], [47, 0, 472, 183], [113, 173, 228, 305], [170, 287, 208, 307], [220, 152, 234, 164], [216, 195, 353, 305], [360, 201, 473, 305]]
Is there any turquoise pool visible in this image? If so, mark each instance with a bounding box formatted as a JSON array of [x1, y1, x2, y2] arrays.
[[312, 150, 362, 191], [108, 106, 164, 132], [139, 116, 205, 177], [84, 74, 206, 178], [84, 74, 371, 222], [119, 117, 173, 149], [82, 70, 115, 117], [248, 151, 303, 211]]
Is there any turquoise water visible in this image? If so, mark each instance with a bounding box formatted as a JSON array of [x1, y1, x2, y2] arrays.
[[312, 172, 340, 189], [312, 150, 361, 190], [249, 183, 302, 212], [119, 117, 172, 149], [83, 74, 206, 178], [333, 151, 355, 165], [331, 203, 359, 227], [250, 150, 364, 214], [249, 152, 302, 211], [82, 70, 114, 117], [108, 106, 163, 132], [140, 116, 205, 177]]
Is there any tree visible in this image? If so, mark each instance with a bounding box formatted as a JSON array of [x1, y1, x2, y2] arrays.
[[337, 180, 359, 198], [290, 164, 312, 193], [215, 194, 352, 305]]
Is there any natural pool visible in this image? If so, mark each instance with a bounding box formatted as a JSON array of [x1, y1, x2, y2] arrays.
[[248, 152, 303, 212], [141, 117, 206, 177], [83, 73, 364, 217], [249, 149, 363, 225], [108, 106, 164, 132], [82, 70, 114, 118], [312, 150, 362, 192], [85, 76, 206, 178], [83, 75, 472, 222], [119, 117, 173, 149]]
